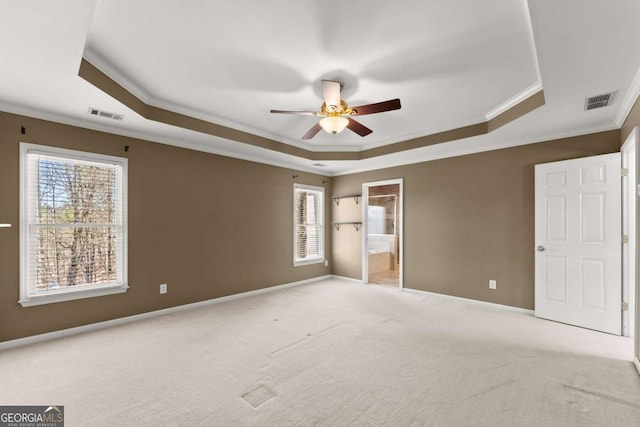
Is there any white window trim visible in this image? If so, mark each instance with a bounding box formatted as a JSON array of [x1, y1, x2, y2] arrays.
[[293, 183, 325, 267], [19, 143, 129, 307]]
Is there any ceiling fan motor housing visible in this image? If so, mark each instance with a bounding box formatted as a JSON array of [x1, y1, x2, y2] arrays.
[[320, 100, 353, 116]]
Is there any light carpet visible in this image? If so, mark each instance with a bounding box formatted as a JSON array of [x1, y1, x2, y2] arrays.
[[0, 278, 639, 426]]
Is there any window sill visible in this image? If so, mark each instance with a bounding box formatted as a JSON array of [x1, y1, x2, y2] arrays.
[[294, 258, 325, 267], [19, 284, 129, 307]]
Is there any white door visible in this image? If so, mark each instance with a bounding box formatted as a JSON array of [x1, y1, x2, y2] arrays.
[[535, 153, 622, 335]]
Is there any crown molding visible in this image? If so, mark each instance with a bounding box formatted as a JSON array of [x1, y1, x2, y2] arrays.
[[616, 64, 640, 127], [359, 116, 487, 151], [0, 99, 619, 178], [523, 0, 543, 85], [83, 49, 312, 150], [331, 123, 620, 176], [485, 82, 543, 121], [0, 101, 328, 176], [79, 56, 546, 162], [83, 49, 153, 105]]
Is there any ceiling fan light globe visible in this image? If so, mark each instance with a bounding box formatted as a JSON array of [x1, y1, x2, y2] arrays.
[[319, 116, 348, 135]]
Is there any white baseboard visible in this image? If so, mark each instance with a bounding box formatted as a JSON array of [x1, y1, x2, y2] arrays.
[[635, 357, 640, 377], [0, 275, 330, 352], [331, 275, 364, 284], [402, 287, 535, 315], [330, 276, 533, 314]]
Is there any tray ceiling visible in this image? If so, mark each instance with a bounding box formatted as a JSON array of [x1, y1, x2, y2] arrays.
[[1, 1, 639, 175]]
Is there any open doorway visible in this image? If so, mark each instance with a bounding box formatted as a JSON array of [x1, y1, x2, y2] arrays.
[[362, 179, 403, 288]]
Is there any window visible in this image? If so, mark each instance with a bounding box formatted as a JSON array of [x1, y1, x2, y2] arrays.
[[19, 143, 128, 306], [294, 184, 324, 266]]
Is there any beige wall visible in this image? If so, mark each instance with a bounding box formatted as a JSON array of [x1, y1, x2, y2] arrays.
[[0, 111, 330, 342], [622, 95, 640, 362], [332, 131, 621, 309], [0, 107, 633, 344]]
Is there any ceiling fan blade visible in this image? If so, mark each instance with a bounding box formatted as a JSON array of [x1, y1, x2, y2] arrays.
[[302, 123, 323, 140], [270, 109, 317, 116], [352, 98, 401, 116], [347, 118, 373, 137], [321, 80, 342, 109]]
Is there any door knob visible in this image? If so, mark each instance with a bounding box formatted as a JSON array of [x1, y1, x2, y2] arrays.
[[536, 245, 545, 252]]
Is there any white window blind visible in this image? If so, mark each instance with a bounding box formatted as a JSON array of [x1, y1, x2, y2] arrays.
[[20, 144, 128, 306], [294, 184, 324, 265]]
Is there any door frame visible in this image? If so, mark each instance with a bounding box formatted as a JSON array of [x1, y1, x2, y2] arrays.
[[622, 126, 638, 338], [362, 178, 404, 289]]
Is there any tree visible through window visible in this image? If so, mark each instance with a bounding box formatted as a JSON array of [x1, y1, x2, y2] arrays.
[[20, 144, 127, 306], [294, 184, 324, 265]]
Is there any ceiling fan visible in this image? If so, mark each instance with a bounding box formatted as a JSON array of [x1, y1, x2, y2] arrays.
[[270, 80, 401, 140]]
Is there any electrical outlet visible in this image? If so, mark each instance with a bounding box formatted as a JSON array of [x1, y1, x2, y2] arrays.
[[324, 260, 329, 267], [160, 283, 167, 294], [489, 280, 497, 290]]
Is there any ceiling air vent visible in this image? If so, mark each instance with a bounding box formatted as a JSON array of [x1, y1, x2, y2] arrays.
[[88, 107, 124, 121], [584, 92, 615, 111]]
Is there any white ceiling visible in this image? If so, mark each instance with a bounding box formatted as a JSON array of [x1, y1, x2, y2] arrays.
[[1, 0, 639, 176]]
